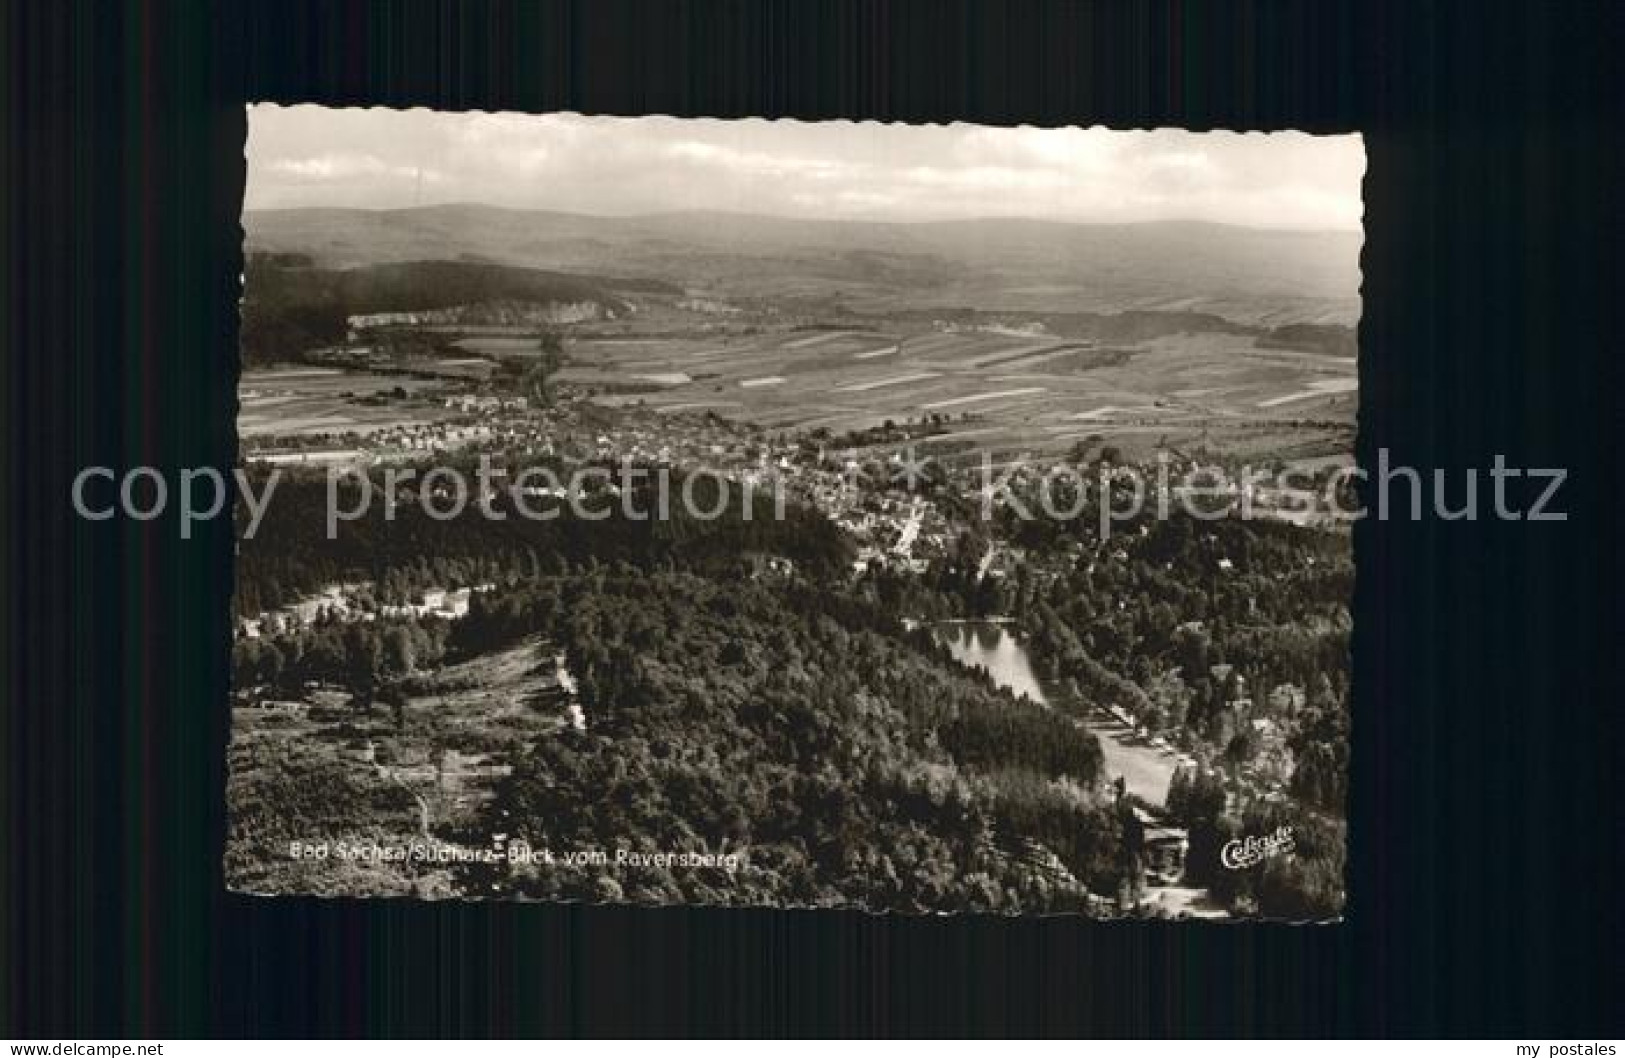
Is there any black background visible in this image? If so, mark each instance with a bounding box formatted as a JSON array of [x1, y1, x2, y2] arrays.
[[4, 0, 1622, 1038]]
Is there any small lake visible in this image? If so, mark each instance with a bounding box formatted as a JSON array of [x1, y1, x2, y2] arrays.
[[936, 621, 1179, 805], [937, 622, 1050, 704]]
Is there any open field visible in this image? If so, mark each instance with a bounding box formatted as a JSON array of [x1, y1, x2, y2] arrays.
[[238, 367, 461, 438], [574, 324, 1357, 461], [240, 208, 1360, 463], [239, 317, 1356, 462]]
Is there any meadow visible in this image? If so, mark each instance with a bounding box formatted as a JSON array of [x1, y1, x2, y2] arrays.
[[238, 367, 458, 438], [565, 324, 1357, 463]]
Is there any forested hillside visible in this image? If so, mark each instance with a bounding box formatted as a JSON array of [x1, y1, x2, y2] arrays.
[[445, 572, 1119, 911], [232, 465, 854, 617], [239, 253, 679, 366]]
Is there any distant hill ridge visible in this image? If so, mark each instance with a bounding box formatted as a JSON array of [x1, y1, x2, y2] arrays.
[[244, 205, 1362, 327]]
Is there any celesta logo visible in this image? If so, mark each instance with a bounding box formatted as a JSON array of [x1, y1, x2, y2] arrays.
[[1220, 825, 1297, 869]]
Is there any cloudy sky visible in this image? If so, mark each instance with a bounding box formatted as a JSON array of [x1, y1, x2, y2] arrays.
[[246, 105, 1363, 231]]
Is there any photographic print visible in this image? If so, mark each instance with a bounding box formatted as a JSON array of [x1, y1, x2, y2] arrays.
[[228, 106, 1361, 920]]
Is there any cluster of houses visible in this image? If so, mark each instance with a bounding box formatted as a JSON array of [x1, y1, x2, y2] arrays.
[[836, 497, 947, 574], [377, 585, 490, 622], [248, 447, 366, 468], [443, 393, 529, 414], [237, 583, 494, 640], [366, 420, 496, 457]]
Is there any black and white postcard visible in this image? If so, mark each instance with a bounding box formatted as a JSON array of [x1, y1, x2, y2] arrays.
[[228, 106, 1360, 920]]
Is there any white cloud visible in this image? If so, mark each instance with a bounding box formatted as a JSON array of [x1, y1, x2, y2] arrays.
[[246, 106, 1363, 231], [268, 152, 430, 181]]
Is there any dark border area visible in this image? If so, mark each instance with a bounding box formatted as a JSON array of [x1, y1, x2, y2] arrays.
[[4, 0, 1621, 1037]]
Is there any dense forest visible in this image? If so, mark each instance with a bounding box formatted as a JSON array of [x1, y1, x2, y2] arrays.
[[232, 463, 854, 618], [436, 571, 1122, 911], [239, 253, 679, 366], [855, 506, 1351, 918], [231, 453, 1349, 917]]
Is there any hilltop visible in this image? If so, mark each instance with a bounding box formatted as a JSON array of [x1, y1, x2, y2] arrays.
[[244, 205, 1362, 327]]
